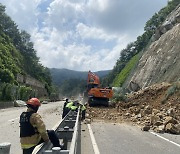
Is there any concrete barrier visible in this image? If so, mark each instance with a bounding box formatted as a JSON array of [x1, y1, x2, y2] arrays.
[[0, 142, 11, 154], [0, 102, 14, 109]]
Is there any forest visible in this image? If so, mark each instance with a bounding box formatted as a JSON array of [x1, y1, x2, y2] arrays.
[[0, 3, 53, 101]]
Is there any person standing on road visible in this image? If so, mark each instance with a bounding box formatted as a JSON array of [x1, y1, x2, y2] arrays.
[[20, 98, 61, 154], [80, 102, 86, 121], [62, 98, 69, 118]]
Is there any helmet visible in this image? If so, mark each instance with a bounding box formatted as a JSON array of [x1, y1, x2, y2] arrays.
[[26, 98, 41, 107]]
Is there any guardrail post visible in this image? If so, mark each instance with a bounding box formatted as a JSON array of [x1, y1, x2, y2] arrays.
[[63, 126, 70, 150], [52, 147, 61, 154], [0, 142, 11, 154]]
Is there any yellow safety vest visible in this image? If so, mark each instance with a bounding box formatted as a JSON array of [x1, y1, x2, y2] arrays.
[[71, 105, 77, 111], [81, 105, 86, 111], [66, 102, 73, 109]]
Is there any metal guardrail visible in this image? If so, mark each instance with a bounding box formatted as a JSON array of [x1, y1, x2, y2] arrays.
[[33, 108, 81, 154]]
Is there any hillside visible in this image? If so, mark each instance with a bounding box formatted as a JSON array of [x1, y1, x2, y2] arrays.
[[0, 4, 52, 102], [102, 0, 180, 89], [127, 5, 180, 89]]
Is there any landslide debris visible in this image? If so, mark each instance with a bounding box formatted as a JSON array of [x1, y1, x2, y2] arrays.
[[87, 82, 180, 134]]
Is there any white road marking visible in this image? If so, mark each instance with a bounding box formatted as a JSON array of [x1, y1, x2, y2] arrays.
[[8, 117, 19, 122], [87, 124, 100, 154], [150, 131, 180, 148]]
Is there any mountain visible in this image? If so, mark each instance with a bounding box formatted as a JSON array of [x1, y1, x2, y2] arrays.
[[49, 68, 111, 97], [50, 68, 111, 86]]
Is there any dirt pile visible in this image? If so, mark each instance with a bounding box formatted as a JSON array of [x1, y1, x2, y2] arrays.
[[87, 82, 180, 134]]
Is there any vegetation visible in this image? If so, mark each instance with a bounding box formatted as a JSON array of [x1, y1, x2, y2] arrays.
[[0, 3, 53, 102], [112, 54, 139, 87], [59, 78, 86, 98]]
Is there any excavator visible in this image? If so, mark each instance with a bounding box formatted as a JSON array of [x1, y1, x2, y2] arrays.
[[84, 71, 113, 106]]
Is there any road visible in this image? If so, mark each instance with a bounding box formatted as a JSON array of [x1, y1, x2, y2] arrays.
[[85, 121, 180, 154], [1, 103, 180, 154], [0, 101, 64, 154]]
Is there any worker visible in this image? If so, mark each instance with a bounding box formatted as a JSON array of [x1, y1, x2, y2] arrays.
[[71, 100, 86, 120], [70, 100, 78, 111], [20, 98, 61, 154], [62, 100, 74, 118], [79, 102, 86, 121], [62, 98, 69, 118]]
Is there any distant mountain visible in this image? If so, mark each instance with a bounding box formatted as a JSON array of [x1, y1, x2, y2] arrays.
[[50, 68, 111, 86]]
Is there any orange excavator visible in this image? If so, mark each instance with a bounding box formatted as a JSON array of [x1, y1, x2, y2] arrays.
[[84, 71, 113, 106]]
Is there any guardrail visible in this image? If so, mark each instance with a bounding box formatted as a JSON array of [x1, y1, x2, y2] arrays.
[[33, 108, 81, 154]]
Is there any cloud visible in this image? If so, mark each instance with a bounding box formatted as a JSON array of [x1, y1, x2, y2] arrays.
[[0, 0, 42, 31], [0, 0, 168, 71], [76, 23, 118, 41], [86, 0, 168, 35]]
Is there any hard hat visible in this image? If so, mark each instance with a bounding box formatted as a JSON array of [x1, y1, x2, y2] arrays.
[[26, 98, 41, 108]]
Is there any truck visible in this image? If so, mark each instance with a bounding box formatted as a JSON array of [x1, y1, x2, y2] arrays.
[[84, 71, 113, 106]]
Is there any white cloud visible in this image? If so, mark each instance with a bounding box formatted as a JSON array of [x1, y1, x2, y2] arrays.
[[0, 0, 168, 71], [76, 23, 117, 41], [0, 0, 42, 31]]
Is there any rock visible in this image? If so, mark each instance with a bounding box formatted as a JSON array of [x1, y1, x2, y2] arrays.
[[150, 115, 160, 125], [128, 81, 141, 92], [86, 113, 90, 118], [164, 116, 178, 126], [85, 118, 91, 124], [137, 113, 142, 118], [167, 108, 175, 117], [124, 112, 130, 116], [154, 125, 165, 133], [165, 123, 180, 134], [152, 109, 160, 115], [154, 121, 163, 126], [141, 125, 150, 131], [14, 100, 26, 107], [144, 105, 152, 114]]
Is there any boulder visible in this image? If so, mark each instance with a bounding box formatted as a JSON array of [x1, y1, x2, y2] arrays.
[[141, 125, 150, 131], [165, 123, 180, 134], [14, 100, 26, 107], [144, 105, 152, 114]]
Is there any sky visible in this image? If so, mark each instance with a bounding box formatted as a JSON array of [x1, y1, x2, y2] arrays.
[[0, 0, 168, 71]]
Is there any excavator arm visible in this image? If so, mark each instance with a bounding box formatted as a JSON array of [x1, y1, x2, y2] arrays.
[[87, 71, 100, 85]]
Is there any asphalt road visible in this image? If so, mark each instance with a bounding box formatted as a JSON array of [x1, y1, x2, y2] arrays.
[[90, 122, 180, 154], [0, 101, 64, 154]]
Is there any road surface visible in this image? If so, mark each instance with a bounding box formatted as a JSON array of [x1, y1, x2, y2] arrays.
[[83, 121, 180, 154]]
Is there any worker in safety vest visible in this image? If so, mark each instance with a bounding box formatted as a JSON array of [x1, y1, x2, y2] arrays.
[[71, 100, 86, 120], [63, 101, 74, 117], [79, 102, 86, 121], [20, 98, 61, 154], [70, 100, 78, 111], [62, 98, 69, 118]]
